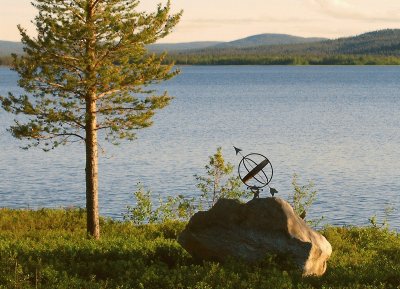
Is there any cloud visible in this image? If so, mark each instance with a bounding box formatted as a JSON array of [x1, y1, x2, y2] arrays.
[[308, 0, 400, 22], [184, 16, 323, 27]]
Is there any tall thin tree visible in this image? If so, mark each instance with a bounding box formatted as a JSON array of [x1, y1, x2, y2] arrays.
[[0, 0, 181, 239]]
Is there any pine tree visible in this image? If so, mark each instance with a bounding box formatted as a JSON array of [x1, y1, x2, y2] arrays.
[[0, 0, 181, 239]]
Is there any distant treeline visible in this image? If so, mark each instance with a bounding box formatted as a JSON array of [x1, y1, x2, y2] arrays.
[[165, 54, 400, 65], [163, 29, 400, 65], [0, 55, 13, 66], [3, 29, 400, 66], [2, 54, 400, 67]]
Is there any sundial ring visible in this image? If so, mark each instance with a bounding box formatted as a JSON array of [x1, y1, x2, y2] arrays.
[[238, 153, 273, 189], [241, 157, 269, 185]]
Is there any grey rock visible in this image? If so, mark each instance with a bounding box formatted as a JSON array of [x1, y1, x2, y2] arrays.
[[178, 197, 332, 276]]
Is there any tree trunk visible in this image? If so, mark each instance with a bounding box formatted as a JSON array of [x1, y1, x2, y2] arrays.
[[85, 0, 99, 240], [85, 97, 100, 239]]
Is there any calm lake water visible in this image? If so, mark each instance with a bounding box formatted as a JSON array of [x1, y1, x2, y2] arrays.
[[0, 66, 399, 230]]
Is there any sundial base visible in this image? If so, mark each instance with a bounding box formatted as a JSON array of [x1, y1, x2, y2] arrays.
[[252, 190, 260, 199], [249, 186, 278, 199]]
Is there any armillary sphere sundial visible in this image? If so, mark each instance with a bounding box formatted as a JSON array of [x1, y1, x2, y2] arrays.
[[234, 146, 278, 198]]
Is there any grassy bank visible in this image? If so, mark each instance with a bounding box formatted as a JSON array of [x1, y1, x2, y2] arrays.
[[0, 208, 399, 289]]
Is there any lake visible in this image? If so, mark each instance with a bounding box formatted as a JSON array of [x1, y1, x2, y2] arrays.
[[0, 65, 399, 230]]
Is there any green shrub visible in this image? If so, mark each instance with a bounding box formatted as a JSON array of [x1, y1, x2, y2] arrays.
[[125, 150, 325, 229], [289, 174, 324, 227], [1, 208, 400, 289], [194, 147, 249, 208], [124, 183, 196, 225], [124, 147, 250, 225]]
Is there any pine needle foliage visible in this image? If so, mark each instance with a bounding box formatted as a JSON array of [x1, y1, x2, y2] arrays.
[[0, 0, 182, 239], [1, 0, 181, 147]]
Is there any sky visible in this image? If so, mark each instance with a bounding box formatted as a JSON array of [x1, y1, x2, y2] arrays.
[[1, 0, 399, 43]]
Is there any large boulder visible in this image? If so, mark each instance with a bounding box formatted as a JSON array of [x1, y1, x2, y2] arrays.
[[178, 197, 332, 276]]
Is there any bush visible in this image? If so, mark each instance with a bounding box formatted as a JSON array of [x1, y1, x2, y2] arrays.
[[124, 147, 250, 225], [1, 208, 400, 288], [289, 174, 324, 227], [194, 147, 249, 208], [124, 183, 196, 225]]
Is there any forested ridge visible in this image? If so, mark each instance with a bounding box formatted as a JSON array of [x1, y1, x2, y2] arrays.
[[2, 29, 400, 66], [182, 29, 400, 56], [167, 29, 400, 65]]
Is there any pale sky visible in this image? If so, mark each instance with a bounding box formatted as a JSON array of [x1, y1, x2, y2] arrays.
[[1, 0, 399, 43]]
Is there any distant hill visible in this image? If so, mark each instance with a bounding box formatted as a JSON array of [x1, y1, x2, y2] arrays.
[[148, 41, 222, 52], [0, 40, 23, 56], [0, 40, 221, 55], [148, 34, 327, 52], [249, 29, 400, 56], [328, 29, 400, 55], [2, 29, 400, 65], [182, 29, 400, 57], [214, 34, 327, 49]]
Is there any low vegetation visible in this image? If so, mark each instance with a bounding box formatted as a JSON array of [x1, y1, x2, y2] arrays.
[[1, 148, 399, 288], [0, 208, 399, 289], [124, 147, 249, 225]]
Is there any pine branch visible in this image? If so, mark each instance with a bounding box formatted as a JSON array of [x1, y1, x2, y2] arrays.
[[95, 88, 122, 100], [52, 132, 85, 141]]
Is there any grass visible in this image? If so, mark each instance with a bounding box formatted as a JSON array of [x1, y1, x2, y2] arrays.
[[0, 208, 399, 289]]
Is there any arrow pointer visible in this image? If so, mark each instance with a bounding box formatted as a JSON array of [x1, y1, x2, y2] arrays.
[[233, 146, 243, 156]]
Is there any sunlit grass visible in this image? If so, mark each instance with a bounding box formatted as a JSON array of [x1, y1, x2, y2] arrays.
[[0, 208, 399, 288]]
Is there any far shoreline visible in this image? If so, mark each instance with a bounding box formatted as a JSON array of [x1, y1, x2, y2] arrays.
[[2, 52, 400, 67], [1, 63, 400, 68]]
